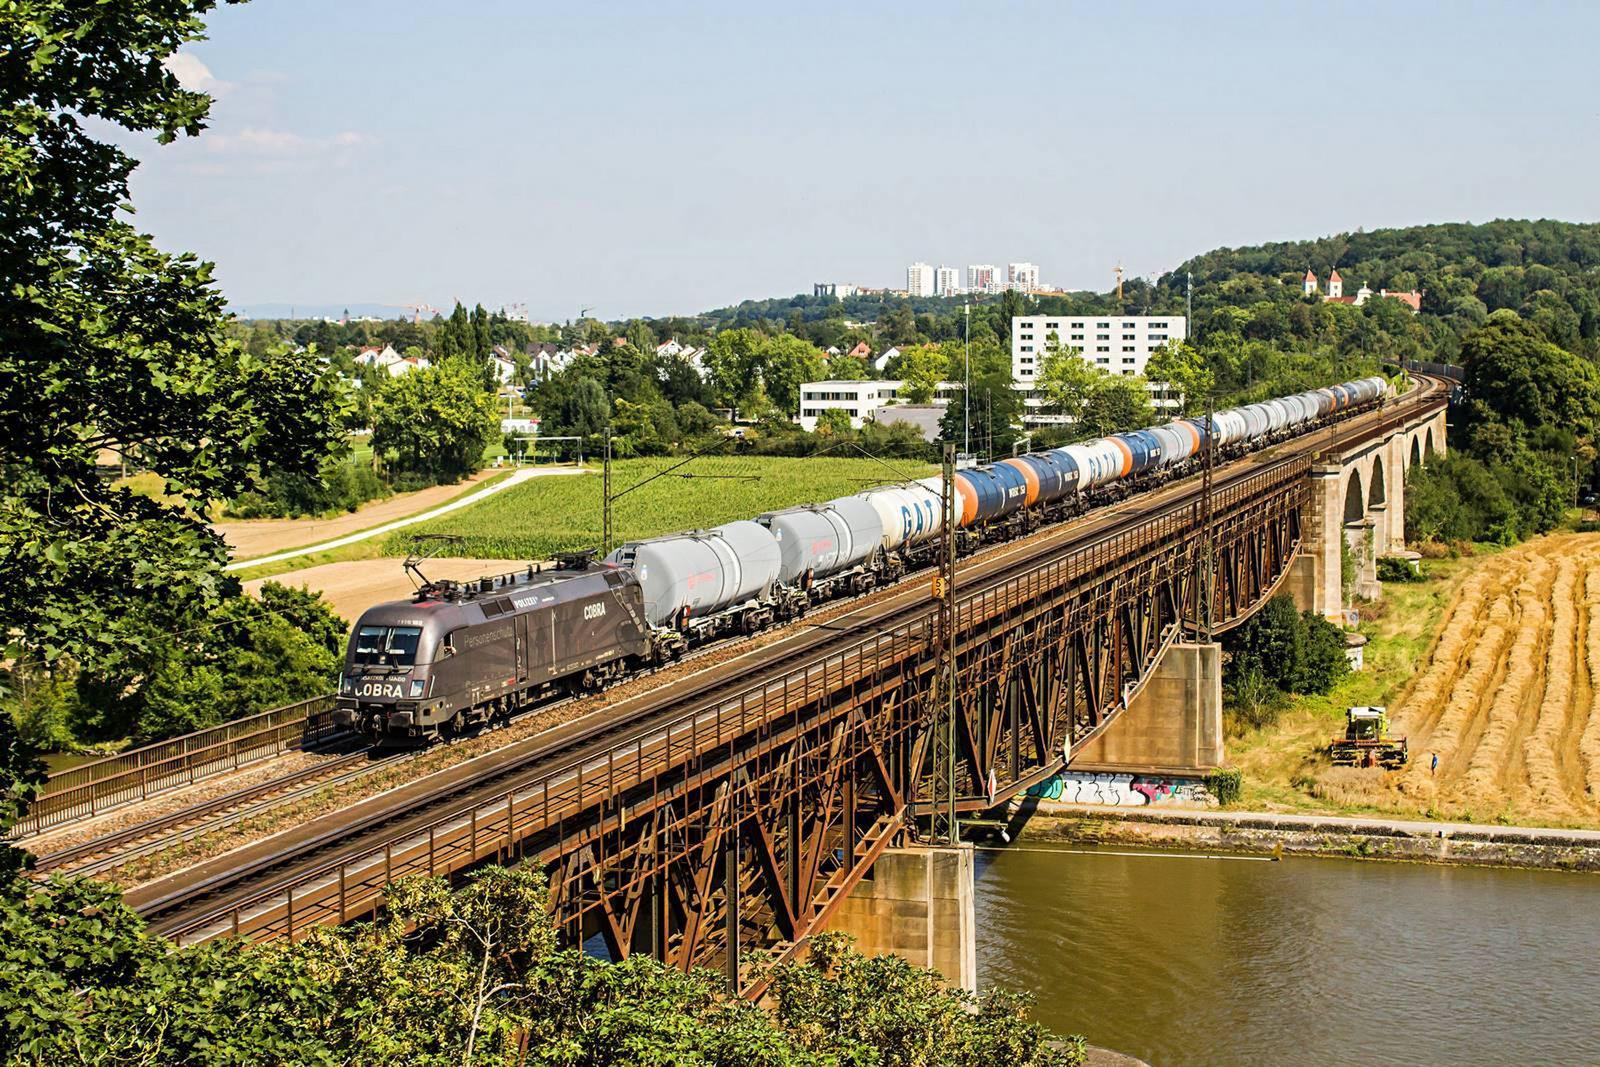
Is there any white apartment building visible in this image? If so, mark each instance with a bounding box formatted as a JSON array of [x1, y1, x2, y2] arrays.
[[797, 379, 963, 431], [936, 265, 961, 297], [1007, 262, 1040, 291], [907, 262, 936, 298], [968, 264, 1000, 294], [814, 282, 860, 299], [1010, 315, 1188, 424]]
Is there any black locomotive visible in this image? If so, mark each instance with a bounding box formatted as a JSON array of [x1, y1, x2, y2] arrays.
[[334, 556, 649, 740]]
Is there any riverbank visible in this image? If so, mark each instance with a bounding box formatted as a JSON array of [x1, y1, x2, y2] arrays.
[[1017, 802, 1600, 872]]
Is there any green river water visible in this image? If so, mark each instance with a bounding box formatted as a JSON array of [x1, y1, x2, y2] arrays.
[[973, 844, 1600, 1066]]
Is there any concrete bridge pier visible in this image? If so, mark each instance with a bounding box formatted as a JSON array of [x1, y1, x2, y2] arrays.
[[1345, 519, 1381, 602], [1072, 641, 1224, 772], [832, 844, 977, 992]]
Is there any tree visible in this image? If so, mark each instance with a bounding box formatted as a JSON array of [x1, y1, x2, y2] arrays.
[[1077, 374, 1154, 438], [558, 377, 612, 439], [896, 345, 948, 404], [372, 366, 497, 485], [702, 328, 766, 413], [1459, 311, 1600, 445], [1034, 336, 1105, 425], [815, 409, 854, 436], [762, 334, 826, 415], [1144, 341, 1214, 416], [827, 355, 871, 380], [0, 1, 348, 677], [1224, 594, 1349, 701]]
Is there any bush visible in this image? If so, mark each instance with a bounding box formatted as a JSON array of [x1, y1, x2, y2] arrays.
[[1225, 665, 1288, 732], [1205, 767, 1243, 806], [1376, 556, 1423, 582], [229, 457, 390, 518], [1224, 594, 1350, 699]]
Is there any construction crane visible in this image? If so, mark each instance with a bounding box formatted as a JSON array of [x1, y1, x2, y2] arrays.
[[385, 302, 439, 324]]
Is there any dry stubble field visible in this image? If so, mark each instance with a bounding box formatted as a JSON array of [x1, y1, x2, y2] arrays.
[[1234, 532, 1600, 829]]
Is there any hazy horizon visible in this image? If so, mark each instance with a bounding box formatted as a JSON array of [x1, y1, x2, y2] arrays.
[[119, 0, 1600, 321]]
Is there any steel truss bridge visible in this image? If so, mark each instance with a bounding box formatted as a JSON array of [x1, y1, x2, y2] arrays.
[[142, 382, 1446, 997]]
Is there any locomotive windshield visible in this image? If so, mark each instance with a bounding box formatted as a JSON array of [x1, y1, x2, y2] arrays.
[[352, 625, 424, 667]]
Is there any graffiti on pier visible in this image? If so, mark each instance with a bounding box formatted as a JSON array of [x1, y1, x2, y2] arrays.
[[1022, 771, 1211, 807]]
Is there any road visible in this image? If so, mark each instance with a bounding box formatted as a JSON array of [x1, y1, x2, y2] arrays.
[[219, 465, 585, 571]]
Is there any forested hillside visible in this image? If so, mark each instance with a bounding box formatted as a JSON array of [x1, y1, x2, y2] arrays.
[[1165, 219, 1600, 357]]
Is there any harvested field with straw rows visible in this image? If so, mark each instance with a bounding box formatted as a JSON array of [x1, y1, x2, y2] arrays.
[[1390, 533, 1600, 825], [1231, 532, 1600, 830]]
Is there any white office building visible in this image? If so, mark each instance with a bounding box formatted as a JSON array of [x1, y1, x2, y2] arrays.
[[1007, 262, 1040, 291], [907, 262, 936, 298], [1010, 315, 1188, 424], [968, 264, 1000, 294], [797, 379, 963, 431], [814, 282, 859, 299], [936, 265, 961, 297]]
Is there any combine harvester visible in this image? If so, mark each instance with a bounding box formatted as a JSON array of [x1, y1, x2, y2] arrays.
[[1330, 706, 1409, 768]]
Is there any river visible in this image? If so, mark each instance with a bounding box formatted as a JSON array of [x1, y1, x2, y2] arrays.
[[973, 844, 1600, 1066]]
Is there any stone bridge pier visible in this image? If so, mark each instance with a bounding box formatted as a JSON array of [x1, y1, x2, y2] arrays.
[[1289, 404, 1447, 620]]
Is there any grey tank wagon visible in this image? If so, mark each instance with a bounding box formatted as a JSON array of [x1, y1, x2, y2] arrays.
[[334, 558, 650, 742]]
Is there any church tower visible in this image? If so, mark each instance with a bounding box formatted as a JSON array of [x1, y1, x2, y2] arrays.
[[1327, 268, 1343, 299], [1303, 268, 1318, 297]]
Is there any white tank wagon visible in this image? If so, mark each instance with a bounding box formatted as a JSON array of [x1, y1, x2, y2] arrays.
[[604, 520, 782, 640], [858, 477, 944, 555], [758, 497, 885, 599]]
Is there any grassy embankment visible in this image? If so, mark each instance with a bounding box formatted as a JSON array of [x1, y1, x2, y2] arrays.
[[1228, 531, 1600, 831], [227, 468, 524, 583], [388, 455, 938, 560]]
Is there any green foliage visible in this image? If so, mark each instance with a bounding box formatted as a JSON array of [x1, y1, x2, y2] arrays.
[[390, 457, 936, 560], [0, 714, 44, 878], [1226, 664, 1289, 732], [372, 365, 498, 486], [1225, 594, 1350, 699], [0, 1, 347, 675], [1172, 219, 1600, 357], [1376, 556, 1424, 583], [0, 865, 1080, 1065], [1143, 341, 1214, 416], [1458, 311, 1600, 442], [229, 456, 390, 519], [896, 344, 948, 404], [5, 583, 346, 749], [1205, 767, 1244, 806], [768, 930, 1080, 1066], [815, 408, 854, 436], [702, 329, 825, 416]]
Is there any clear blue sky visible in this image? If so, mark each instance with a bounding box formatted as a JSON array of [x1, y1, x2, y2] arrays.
[[124, 0, 1600, 320]]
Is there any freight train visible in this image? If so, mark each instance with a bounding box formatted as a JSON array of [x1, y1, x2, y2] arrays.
[[335, 376, 1388, 740]]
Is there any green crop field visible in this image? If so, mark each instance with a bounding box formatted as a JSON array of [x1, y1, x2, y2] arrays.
[[387, 456, 938, 560]]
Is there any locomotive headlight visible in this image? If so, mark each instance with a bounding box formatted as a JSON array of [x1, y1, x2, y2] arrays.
[[409, 678, 425, 697], [340, 676, 354, 695]]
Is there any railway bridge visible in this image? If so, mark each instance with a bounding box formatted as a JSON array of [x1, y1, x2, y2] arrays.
[[130, 377, 1448, 997]]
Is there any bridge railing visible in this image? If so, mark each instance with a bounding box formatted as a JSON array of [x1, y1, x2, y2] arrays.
[[16, 694, 341, 837]]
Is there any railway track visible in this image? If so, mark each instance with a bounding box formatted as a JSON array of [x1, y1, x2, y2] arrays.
[[128, 380, 1445, 941]]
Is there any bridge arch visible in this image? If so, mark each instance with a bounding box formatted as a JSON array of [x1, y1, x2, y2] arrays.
[[1369, 460, 1387, 509], [1410, 434, 1423, 469], [1343, 467, 1366, 524], [1424, 426, 1438, 461]]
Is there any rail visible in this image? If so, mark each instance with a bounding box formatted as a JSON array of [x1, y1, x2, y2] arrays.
[[17, 695, 341, 836], [26, 380, 1446, 844], [151, 454, 1321, 946]]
